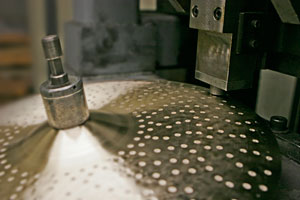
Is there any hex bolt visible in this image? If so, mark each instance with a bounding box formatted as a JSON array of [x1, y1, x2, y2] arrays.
[[270, 116, 288, 133], [249, 39, 259, 49], [251, 19, 261, 29], [192, 5, 199, 18], [213, 7, 222, 21]]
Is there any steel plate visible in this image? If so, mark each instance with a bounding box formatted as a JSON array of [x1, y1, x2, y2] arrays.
[[0, 80, 281, 200]]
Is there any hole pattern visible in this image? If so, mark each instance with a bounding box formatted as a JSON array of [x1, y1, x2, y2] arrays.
[[103, 81, 280, 199], [0, 80, 280, 200]]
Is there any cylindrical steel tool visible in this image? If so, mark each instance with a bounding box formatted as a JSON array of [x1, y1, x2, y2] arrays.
[[40, 35, 89, 129]]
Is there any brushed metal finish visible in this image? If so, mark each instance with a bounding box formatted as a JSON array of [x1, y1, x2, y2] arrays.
[[190, 1, 263, 91], [189, 0, 226, 32], [40, 35, 89, 129], [0, 80, 281, 200], [42, 35, 63, 59], [195, 31, 232, 90], [271, 0, 300, 25], [41, 88, 89, 129], [40, 75, 89, 129], [195, 30, 257, 91], [42, 35, 68, 85]]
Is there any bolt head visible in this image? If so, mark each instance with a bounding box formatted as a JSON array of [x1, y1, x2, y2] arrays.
[[270, 116, 288, 133], [192, 5, 199, 18], [213, 7, 222, 21], [249, 39, 259, 49], [251, 20, 261, 29]]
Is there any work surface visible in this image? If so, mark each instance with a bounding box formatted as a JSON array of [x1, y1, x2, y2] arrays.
[[0, 80, 283, 200]]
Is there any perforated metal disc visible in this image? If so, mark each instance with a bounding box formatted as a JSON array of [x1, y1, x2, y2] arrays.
[[0, 80, 280, 200]]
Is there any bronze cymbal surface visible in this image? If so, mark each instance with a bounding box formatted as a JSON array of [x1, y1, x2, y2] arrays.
[[0, 80, 280, 200]]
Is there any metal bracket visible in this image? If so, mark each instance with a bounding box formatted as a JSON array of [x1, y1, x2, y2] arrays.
[[236, 12, 264, 54]]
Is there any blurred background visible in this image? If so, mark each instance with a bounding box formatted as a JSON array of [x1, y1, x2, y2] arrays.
[[1, 0, 299, 134], [0, 0, 34, 104], [0, 0, 198, 105], [0, 0, 69, 105]]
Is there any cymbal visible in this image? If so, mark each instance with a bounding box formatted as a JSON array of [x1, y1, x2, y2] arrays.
[[0, 80, 281, 200]]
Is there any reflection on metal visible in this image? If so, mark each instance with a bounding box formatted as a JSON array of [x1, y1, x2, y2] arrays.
[[0, 80, 280, 199], [194, 27, 258, 91], [190, 0, 263, 91], [195, 31, 233, 90], [210, 85, 225, 96], [40, 35, 89, 129]]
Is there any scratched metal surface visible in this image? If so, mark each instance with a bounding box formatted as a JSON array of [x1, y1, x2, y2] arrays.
[[0, 80, 281, 200]]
